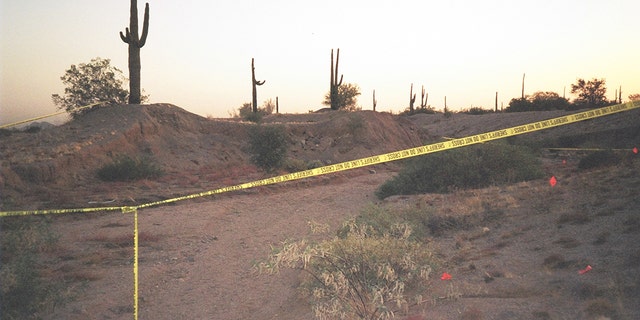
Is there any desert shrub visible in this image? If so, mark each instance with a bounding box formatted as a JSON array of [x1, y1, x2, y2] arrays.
[[399, 106, 437, 116], [0, 128, 14, 137], [97, 155, 163, 181], [258, 221, 434, 320], [283, 158, 324, 172], [578, 150, 621, 170], [244, 111, 263, 123], [337, 204, 432, 241], [460, 107, 493, 115], [24, 126, 42, 133], [248, 124, 289, 172], [376, 143, 544, 199], [0, 216, 68, 319]]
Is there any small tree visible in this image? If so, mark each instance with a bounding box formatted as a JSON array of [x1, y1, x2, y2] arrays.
[[323, 83, 361, 111], [505, 97, 532, 112], [628, 93, 640, 101], [52, 57, 146, 118], [571, 78, 608, 108], [529, 91, 571, 110]]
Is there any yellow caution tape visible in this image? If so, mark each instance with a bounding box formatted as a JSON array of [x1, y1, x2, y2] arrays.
[[133, 208, 139, 320], [0, 102, 103, 129], [0, 205, 124, 217]]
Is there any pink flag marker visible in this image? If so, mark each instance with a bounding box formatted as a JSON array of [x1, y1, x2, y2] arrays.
[[441, 272, 452, 280], [578, 265, 592, 274], [549, 176, 557, 187]]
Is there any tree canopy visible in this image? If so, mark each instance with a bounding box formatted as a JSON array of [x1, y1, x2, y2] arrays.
[[506, 91, 570, 112], [51, 57, 147, 118], [323, 83, 361, 111], [570, 78, 608, 108]]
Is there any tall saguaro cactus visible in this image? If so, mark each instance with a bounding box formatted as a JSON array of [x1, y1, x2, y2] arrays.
[[409, 83, 416, 112], [120, 0, 149, 104], [421, 85, 428, 109], [330, 48, 343, 110], [251, 58, 265, 113], [372, 90, 377, 111]]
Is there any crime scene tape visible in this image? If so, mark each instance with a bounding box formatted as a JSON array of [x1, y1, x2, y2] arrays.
[[1, 100, 639, 217], [136, 100, 640, 209], [0, 100, 638, 320], [0, 102, 103, 129]]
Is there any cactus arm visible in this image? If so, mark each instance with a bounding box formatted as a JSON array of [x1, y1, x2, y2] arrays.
[[138, 3, 150, 47], [120, 28, 130, 43], [256, 80, 265, 86]]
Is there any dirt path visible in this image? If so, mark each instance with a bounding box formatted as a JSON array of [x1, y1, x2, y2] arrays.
[[50, 170, 393, 320]]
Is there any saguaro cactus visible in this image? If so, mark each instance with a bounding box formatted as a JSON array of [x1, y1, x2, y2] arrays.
[[521, 73, 526, 99], [251, 58, 266, 113], [373, 90, 377, 111], [409, 84, 416, 112], [421, 85, 428, 109], [330, 48, 343, 110], [120, 0, 149, 105]]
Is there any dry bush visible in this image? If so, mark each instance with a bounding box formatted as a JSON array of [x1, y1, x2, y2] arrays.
[[258, 221, 435, 319]]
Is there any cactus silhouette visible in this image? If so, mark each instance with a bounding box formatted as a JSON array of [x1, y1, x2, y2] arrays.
[[409, 83, 417, 112], [373, 90, 377, 111], [251, 58, 265, 113], [120, 0, 149, 104], [421, 85, 428, 109], [329, 48, 343, 110]]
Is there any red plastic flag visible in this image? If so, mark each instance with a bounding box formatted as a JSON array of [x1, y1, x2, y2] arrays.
[[549, 176, 557, 187], [441, 272, 452, 280], [578, 265, 592, 274], [634, 147, 638, 154]]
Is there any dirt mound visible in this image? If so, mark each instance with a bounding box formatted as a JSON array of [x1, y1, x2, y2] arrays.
[[0, 105, 427, 210], [268, 110, 428, 164], [409, 107, 640, 147]]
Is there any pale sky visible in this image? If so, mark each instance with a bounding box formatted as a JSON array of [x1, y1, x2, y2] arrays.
[[1, 0, 639, 125]]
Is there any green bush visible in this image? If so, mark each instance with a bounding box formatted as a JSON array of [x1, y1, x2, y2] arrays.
[[376, 143, 544, 199], [97, 155, 163, 181], [244, 111, 263, 123], [578, 150, 621, 170], [248, 125, 289, 172]]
